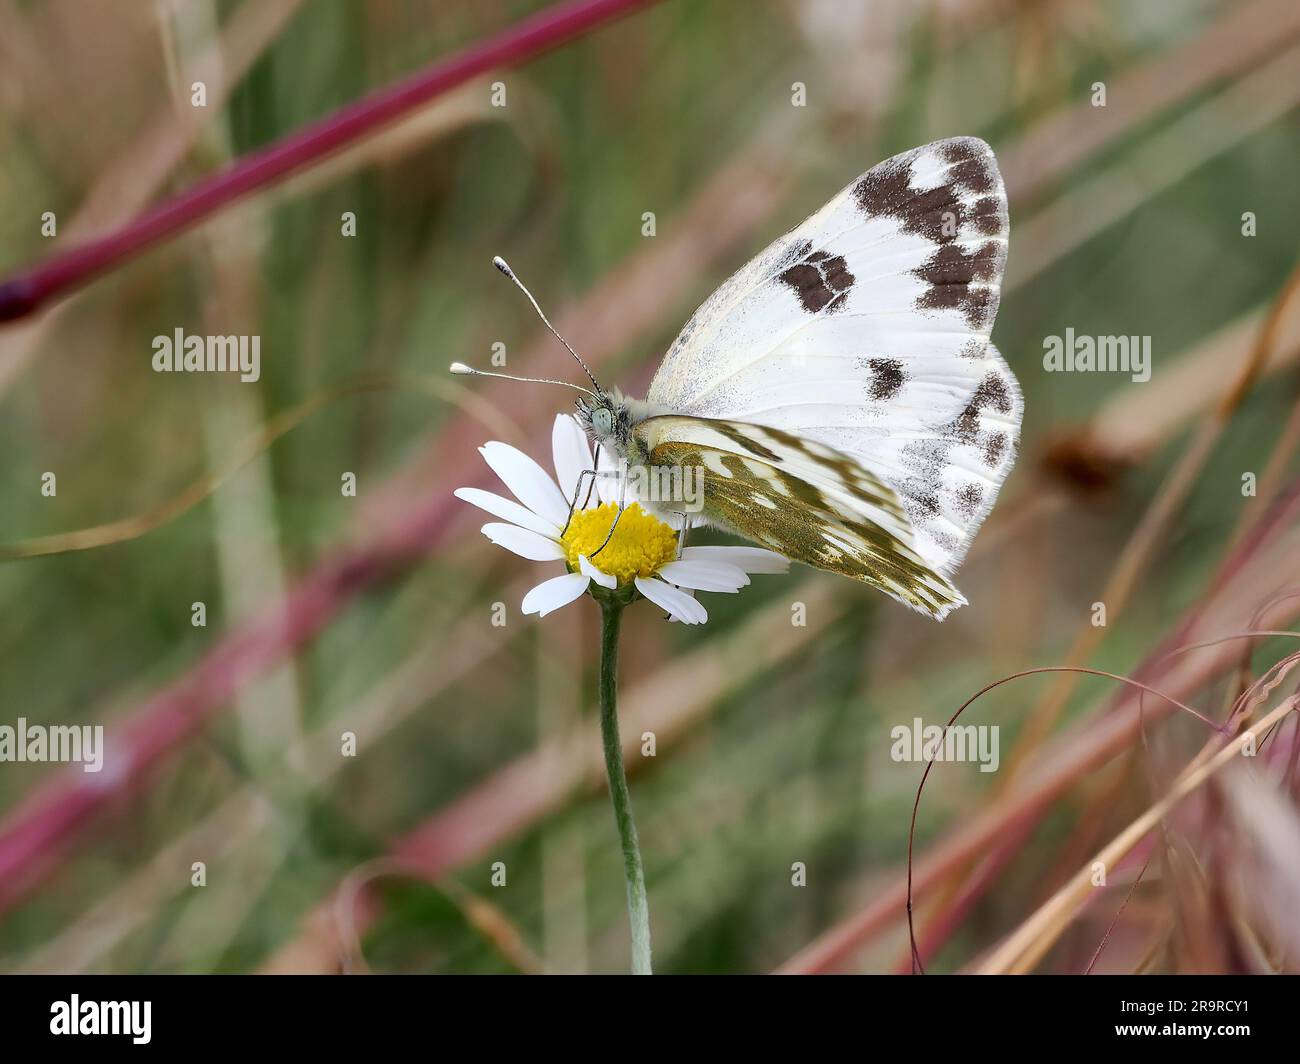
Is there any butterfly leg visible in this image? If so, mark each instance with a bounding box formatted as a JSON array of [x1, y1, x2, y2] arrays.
[[590, 459, 628, 559], [589, 502, 625, 558], [672, 512, 691, 558], [584, 444, 603, 509], [561, 469, 599, 536], [561, 444, 611, 536]]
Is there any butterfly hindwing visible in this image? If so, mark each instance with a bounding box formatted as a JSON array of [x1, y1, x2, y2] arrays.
[[635, 415, 966, 619], [645, 138, 1020, 596]]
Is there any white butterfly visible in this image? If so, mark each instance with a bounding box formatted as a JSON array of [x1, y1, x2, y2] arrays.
[[458, 138, 1022, 620]]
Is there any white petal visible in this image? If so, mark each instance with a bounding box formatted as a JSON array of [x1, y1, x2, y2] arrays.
[[680, 545, 790, 574], [479, 441, 569, 527], [656, 559, 750, 593], [454, 487, 559, 539], [635, 576, 708, 624], [666, 587, 697, 624], [481, 522, 566, 561], [594, 447, 624, 505], [521, 573, 590, 617], [579, 554, 617, 589], [551, 415, 593, 509], [658, 511, 698, 531]]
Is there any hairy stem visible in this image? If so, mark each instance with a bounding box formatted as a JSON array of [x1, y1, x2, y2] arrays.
[[598, 598, 651, 974]]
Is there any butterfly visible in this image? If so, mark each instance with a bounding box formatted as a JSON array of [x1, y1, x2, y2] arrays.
[[456, 138, 1021, 620]]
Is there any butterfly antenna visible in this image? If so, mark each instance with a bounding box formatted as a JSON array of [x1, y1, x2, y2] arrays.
[[448, 362, 596, 399], [492, 256, 602, 392]]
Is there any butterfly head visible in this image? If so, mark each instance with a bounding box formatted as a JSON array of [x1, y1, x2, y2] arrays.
[[574, 390, 633, 452]]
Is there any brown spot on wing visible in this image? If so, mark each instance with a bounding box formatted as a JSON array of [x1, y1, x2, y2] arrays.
[[855, 159, 966, 246], [852, 140, 1004, 248], [950, 372, 1013, 443], [778, 242, 855, 314], [970, 195, 1005, 236], [866, 358, 905, 400], [914, 241, 1002, 287], [913, 241, 1005, 328], [941, 138, 997, 195], [956, 483, 984, 517], [983, 432, 1008, 466], [917, 280, 996, 329]]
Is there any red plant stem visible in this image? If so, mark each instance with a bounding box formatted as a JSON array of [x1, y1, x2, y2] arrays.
[[0, 499, 459, 914], [778, 481, 1300, 974], [0, 0, 659, 323]]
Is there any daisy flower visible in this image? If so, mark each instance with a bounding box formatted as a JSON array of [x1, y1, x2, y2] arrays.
[[455, 414, 788, 623]]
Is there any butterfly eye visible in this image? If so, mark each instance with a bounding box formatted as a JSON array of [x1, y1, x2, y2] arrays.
[[593, 408, 614, 435]]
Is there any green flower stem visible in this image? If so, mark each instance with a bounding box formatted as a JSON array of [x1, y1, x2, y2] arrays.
[[597, 596, 652, 974]]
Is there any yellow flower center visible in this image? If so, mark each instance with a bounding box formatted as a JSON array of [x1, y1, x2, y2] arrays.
[[560, 502, 677, 585]]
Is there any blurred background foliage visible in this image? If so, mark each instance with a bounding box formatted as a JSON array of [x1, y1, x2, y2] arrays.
[[1, 0, 1298, 974]]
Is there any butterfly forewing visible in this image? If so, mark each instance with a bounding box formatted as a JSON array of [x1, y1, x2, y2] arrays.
[[645, 137, 1021, 599]]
